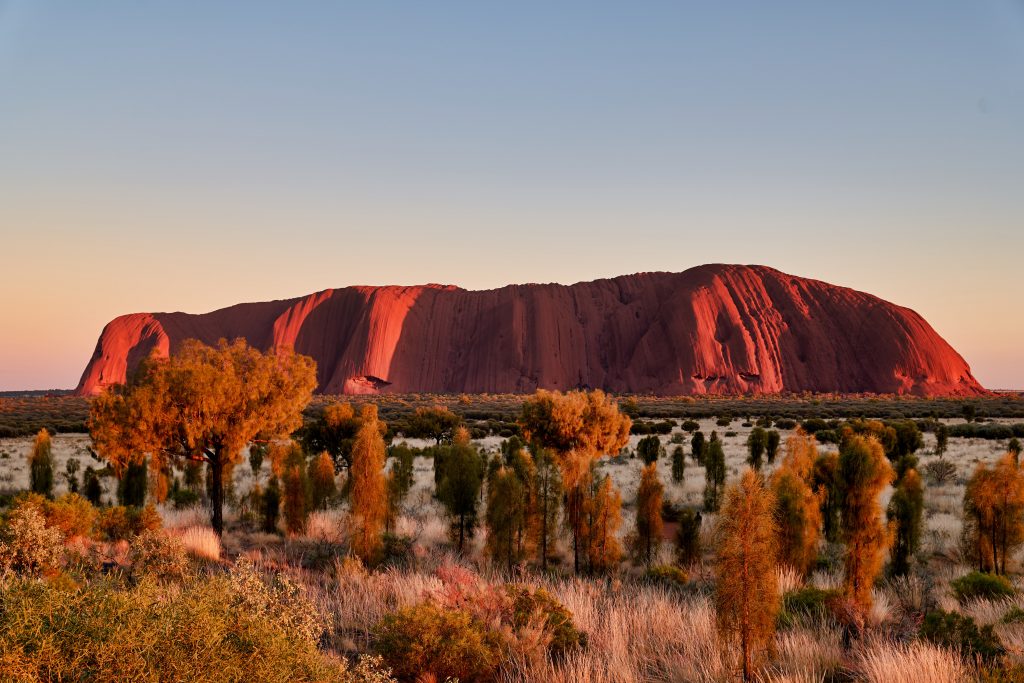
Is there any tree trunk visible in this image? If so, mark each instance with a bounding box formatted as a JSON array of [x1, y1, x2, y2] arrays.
[[210, 451, 225, 536]]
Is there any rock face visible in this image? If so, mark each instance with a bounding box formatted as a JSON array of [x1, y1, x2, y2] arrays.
[[75, 264, 985, 397]]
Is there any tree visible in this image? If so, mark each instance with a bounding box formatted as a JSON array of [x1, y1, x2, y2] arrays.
[[703, 432, 726, 512], [771, 430, 823, 575], [118, 459, 148, 507], [747, 427, 767, 470], [838, 434, 894, 612], [716, 469, 779, 682], [385, 444, 416, 533], [887, 467, 924, 576], [962, 453, 1024, 575], [263, 476, 281, 533], [83, 466, 103, 506], [1009, 438, 1022, 465], [519, 389, 631, 573], [765, 430, 781, 465], [691, 431, 706, 465], [349, 405, 388, 562], [64, 458, 81, 495], [675, 508, 702, 566], [437, 428, 484, 553], [671, 445, 686, 484], [963, 404, 976, 423], [530, 445, 562, 571], [637, 435, 661, 465], [282, 449, 309, 536], [935, 423, 949, 458], [89, 339, 317, 535], [29, 429, 54, 498], [406, 405, 463, 445], [813, 452, 841, 542], [298, 402, 388, 472], [309, 451, 337, 510], [485, 465, 526, 571], [633, 462, 664, 567], [585, 472, 623, 573]]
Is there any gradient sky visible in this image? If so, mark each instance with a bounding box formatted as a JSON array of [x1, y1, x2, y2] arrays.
[[1, 1, 1022, 391]]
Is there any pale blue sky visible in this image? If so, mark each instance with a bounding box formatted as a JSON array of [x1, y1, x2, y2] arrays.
[[1, 1, 1022, 389]]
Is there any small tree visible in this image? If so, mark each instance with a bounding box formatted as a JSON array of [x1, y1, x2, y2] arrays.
[[633, 462, 664, 567], [262, 476, 281, 533], [703, 433, 726, 512], [671, 445, 686, 484], [83, 466, 103, 506], [385, 444, 416, 533], [675, 508, 702, 566], [887, 467, 924, 576], [935, 423, 949, 458], [637, 435, 661, 465], [585, 473, 623, 573], [280, 444, 309, 535], [530, 446, 562, 571], [118, 459, 148, 508], [349, 405, 388, 562], [437, 428, 484, 553], [64, 458, 81, 495], [962, 453, 1024, 574], [1009, 438, 1022, 465], [771, 430, 823, 575], [747, 427, 767, 470], [485, 465, 526, 571], [691, 431, 706, 465], [406, 405, 463, 445], [29, 429, 54, 498], [838, 435, 895, 612], [309, 451, 337, 510], [716, 469, 779, 682], [813, 452, 841, 542], [765, 430, 781, 465], [298, 402, 389, 473]]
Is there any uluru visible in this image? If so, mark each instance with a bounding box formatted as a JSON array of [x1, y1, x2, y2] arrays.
[[75, 264, 985, 397]]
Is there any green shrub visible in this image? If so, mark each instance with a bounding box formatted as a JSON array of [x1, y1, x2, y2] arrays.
[[507, 585, 586, 655], [951, 572, 1015, 603], [644, 564, 689, 588], [920, 609, 1004, 662], [778, 587, 841, 628], [1002, 606, 1024, 624], [0, 573, 389, 682], [373, 602, 505, 682]]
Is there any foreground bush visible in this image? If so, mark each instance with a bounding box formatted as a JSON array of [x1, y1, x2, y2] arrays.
[[507, 585, 587, 656], [920, 609, 1004, 663], [951, 572, 1015, 603], [0, 572, 392, 683], [373, 602, 505, 682]]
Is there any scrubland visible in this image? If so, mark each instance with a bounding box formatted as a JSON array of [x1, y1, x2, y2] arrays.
[[2, 398, 1024, 682]]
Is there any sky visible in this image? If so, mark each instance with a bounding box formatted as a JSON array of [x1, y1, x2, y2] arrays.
[[1, 1, 1022, 391]]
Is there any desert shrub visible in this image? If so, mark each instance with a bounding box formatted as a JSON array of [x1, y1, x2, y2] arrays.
[[96, 503, 162, 541], [920, 609, 1004, 662], [924, 459, 957, 486], [228, 559, 326, 646], [951, 572, 1015, 603], [681, 420, 700, 433], [0, 504, 64, 575], [28, 429, 54, 497], [779, 587, 840, 627], [82, 466, 103, 506], [44, 493, 97, 538], [118, 460, 148, 507], [507, 585, 586, 656], [716, 417, 732, 427], [129, 529, 189, 581], [644, 564, 689, 588], [675, 507, 702, 565], [0, 572, 384, 683], [636, 435, 661, 465], [774, 419, 797, 430], [263, 478, 282, 533], [1002, 606, 1024, 624], [373, 602, 505, 682]]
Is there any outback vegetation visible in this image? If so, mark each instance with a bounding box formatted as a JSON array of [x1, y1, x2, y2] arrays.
[[2, 342, 1024, 681]]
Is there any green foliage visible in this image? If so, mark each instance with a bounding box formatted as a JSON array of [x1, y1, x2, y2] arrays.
[[747, 427, 767, 470], [373, 602, 505, 683], [644, 564, 689, 588], [263, 477, 282, 533], [951, 571, 1015, 603], [681, 420, 700, 433], [887, 468, 924, 576], [0, 571, 385, 683], [637, 435, 661, 465], [671, 445, 685, 484], [920, 609, 1004, 662], [674, 507, 702, 566], [28, 429, 54, 498], [924, 458, 957, 486], [117, 459, 148, 508], [82, 466, 103, 506], [63, 458, 80, 495], [702, 433, 726, 512], [437, 438, 484, 552], [691, 430, 706, 465], [765, 430, 781, 465], [507, 585, 586, 655], [780, 587, 840, 623], [249, 443, 267, 477]]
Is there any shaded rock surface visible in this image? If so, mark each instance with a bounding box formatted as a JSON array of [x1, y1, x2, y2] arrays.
[[76, 265, 985, 397]]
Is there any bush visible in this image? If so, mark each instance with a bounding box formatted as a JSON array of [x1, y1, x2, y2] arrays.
[[951, 571, 1015, 603], [129, 529, 189, 581], [44, 493, 98, 538], [644, 564, 689, 588], [781, 587, 840, 622], [0, 504, 64, 575], [507, 585, 586, 656], [923, 459, 957, 486], [920, 609, 1004, 662], [774, 419, 797, 430], [0, 573, 386, 682], [96, 504, 162, 541], [373, 602, 505, 682]]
